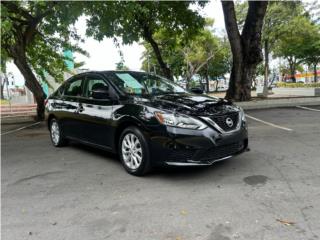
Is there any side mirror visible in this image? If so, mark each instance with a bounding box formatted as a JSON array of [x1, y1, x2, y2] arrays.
[[190, 87, 204, 94], [92, 87, 109, 99]]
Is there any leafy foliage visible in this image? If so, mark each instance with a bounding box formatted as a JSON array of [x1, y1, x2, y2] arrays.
[[235, 1, 320, 82], [84, 1, 206, 79], [115, 60, 129, 71], [1, 1, 86, 85], [141, 20, 231, 86], [1, 1, 86, 119], [85, 1, 205, 44]]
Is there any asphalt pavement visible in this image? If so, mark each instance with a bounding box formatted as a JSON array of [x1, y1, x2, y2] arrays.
[[1, 106, 320, 240]]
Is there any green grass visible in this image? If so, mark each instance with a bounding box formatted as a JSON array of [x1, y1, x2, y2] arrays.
[[0, 99, 9, 105]]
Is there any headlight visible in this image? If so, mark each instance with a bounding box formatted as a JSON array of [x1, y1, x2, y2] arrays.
[[155, 112, 207, 130], [239, 107, 246, 122]]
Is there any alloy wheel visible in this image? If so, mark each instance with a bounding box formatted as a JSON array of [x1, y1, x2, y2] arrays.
[[51, 121, 60, 145], [121, 133, 143, 170]]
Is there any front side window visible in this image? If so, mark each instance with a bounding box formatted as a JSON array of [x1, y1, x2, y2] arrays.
[[52, 84, 65, 97], [107, 72, 186, 96], [64, 79, 83, 97], [85, 77, 109, 98]]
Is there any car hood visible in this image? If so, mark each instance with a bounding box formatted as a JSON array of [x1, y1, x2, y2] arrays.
[[134, 93, 239, 116]]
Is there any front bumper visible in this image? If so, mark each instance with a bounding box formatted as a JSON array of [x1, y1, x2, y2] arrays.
[[148, 122, 248, 166]]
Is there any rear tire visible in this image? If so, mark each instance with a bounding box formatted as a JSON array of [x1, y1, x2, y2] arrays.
[[50, 118, 67, 147], [119, 126, 151, 176]]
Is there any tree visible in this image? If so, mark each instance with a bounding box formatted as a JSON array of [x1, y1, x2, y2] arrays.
[[298, 25, 320, 82], [234, 2, 307, 86], [115, 60, 129, 71], [183, 28, 218, 88], [85, 1, 206, 80], [199, 37, 231, 92], [140, 28, 185, 79], [235, 1, 319, 84], [1, 2, 84, 120], [273, 16, 319, 82], [221, 1, 268, 101], [0, 53, 9, 99], [140, 21, 231, 90]]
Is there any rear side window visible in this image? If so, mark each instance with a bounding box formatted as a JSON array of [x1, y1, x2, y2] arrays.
[[85, 78, 108, 98], [64, 79, 83, 97]]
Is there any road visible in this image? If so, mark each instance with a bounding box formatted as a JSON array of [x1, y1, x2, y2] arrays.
[[2, 106, 320, 240]]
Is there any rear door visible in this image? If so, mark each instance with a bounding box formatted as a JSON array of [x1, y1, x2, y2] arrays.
[[78, 74, 114, 148], [60, 76, 85, 139]]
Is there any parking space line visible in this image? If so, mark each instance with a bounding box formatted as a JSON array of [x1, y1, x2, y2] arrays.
[[296, 106, 320, 112], [246, 114, 293, 132], [1, 122, 41, 136]]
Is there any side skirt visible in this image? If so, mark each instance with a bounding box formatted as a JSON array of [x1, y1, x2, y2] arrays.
[[66, 136, 115, 153]]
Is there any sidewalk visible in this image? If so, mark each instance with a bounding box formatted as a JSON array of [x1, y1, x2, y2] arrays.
[[1, 95, 319, 125], [1, 104, 36, 125], [235, 96, 320, 110], [208, 91, 320, 110]]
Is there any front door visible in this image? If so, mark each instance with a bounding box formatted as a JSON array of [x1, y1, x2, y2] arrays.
[[79, 74, 114, 148], [60, 77, 84, 139]]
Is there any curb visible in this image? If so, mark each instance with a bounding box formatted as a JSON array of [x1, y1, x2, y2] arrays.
[[1, 116, 36, 125], [236, 97, 320, 110]]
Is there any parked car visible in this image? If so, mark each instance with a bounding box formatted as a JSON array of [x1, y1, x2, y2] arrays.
[[46, 71, 248, 176]]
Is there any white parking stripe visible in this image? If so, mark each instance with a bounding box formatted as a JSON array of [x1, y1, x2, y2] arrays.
[[1, 122, 41, 136], [296, 106, 320, 112], [246, 114, 293, 132]]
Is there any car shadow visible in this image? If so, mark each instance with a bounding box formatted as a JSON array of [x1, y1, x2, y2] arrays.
[[150, 159, 237, 179], [67, 140, 252, 180], [68, 141, 119, 164]]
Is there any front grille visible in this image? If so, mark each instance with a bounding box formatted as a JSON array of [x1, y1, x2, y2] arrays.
[[199, 142, 244, 161], [210, 112, 239, 131], [166, 149, 195, 162]]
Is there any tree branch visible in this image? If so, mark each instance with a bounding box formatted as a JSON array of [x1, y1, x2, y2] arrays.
[[194, 54, 215, 74], [24, 8, 52, 45], [1, 2, 34, 21]]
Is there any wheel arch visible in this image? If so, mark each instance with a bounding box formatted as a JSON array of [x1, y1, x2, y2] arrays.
[[113, 117, 147, 152], [47, 114, 56, 130]]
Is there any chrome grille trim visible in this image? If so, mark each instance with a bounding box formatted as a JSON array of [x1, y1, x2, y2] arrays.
[[201, 111, 242, 134]]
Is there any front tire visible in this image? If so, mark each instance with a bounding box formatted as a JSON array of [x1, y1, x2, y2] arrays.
[[50, 118, 67, 147], [119, 126, 151, 176]]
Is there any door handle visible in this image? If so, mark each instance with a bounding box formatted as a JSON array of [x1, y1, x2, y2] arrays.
[[76, 103, 84, 113]]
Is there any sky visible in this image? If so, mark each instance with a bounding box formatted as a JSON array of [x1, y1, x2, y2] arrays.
[[7, 1, 225, 86]]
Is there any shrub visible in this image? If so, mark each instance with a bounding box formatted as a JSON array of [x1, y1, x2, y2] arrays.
[[276, 82, 320, 88]]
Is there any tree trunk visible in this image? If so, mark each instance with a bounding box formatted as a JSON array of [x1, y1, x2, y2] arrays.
[[314, 63, 317, 83], [0, 71, 7, 99], [198, 76, 203, 90], [215, 80, 219, 92], [205, 63, 210, 93], [289, 62, 296, 83], [13, 51, 45, 120], [2, 2, 51, 120], [264, 39, 269, 87], [141, 25, 173, 80], [0, 80, 5, 100], [222, 1, 268, 101]]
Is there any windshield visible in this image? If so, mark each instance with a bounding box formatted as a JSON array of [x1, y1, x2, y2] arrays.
[[106, 72, 186, 96]]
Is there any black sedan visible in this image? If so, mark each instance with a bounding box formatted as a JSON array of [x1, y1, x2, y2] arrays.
[[46, 71, 248, 175]]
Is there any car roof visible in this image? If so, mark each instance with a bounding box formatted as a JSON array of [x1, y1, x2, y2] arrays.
[[67, 70, 149, 81], [65, 70, 158, 83], [79, 70, 147, 75]]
